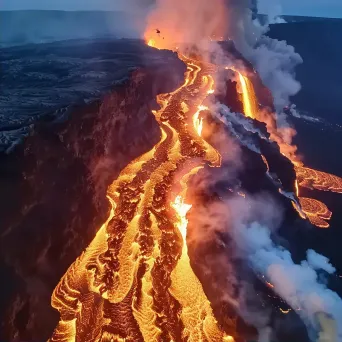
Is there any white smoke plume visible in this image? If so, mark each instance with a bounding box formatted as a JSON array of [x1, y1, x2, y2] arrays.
[[217, 1, 303, 113], [227, 196, 342, 341], [257, 0, 286, 24], [248, 37, 302, 111], [188, 183, 342, 341], [143, 0, 230, 59], [288, 104, 322, 123], [220, 0, 303, 151]]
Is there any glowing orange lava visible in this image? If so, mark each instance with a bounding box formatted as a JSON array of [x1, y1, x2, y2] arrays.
[[147, 39, 156, 48], [49, 40, 236, 341], [171, 195, 192, 247], [236, 71, 258, 119], [298, 197, 332, 229], [266, 281, 274, 289], [193, 105, 208, 136], [295, 166, 342, 194], [227, 67, 258, 120], [280, 308, 291, 314]]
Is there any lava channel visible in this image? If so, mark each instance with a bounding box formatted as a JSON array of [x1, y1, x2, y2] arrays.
[[49, 52, 235, 342]]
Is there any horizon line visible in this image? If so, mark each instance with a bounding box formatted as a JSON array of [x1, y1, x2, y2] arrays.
[[1, 9, 342, 20]]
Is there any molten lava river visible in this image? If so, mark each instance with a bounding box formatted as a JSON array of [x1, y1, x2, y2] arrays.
[[49, 52, 235, 342]]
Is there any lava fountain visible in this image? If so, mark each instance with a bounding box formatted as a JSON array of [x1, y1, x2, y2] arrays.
[[49, 42, 235, 340]]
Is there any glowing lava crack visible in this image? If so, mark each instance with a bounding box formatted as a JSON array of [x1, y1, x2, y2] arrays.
[[49, 54, 234, 341]]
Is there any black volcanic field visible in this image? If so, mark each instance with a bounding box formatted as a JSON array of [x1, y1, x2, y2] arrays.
[[0, 11, 342, 341]]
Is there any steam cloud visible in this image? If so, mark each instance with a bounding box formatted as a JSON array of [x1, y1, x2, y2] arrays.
[[190, 193, 341, 341], [229, 196, 342, 341]]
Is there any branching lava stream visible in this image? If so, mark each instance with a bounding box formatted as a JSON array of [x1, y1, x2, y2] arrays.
[[49, 50, 235, 341], [233, 69, 342, 228]]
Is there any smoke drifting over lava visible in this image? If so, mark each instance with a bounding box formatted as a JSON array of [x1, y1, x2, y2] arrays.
[[143, 0, 342, 338], [43, 1, 342, 341], [226, 196, 341, 341]]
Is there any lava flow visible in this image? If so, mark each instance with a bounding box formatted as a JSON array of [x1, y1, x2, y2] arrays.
[[295, 166, 342, 194], [234, 70, 258, 120], [233, 69, 342, 229], [49, 47, 235, 341]]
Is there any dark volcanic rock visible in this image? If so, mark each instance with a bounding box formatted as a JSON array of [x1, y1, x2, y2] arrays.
[[0, 40, 185, 341], [0, 38, 184, 151]]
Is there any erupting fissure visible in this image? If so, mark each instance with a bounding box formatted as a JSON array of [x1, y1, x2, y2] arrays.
[[49, 42, 235, 341]]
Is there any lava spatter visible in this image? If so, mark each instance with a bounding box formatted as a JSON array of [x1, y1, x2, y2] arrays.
[[49, 49, 234, 341]]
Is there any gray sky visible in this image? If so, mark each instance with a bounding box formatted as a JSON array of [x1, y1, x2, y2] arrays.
[[0, 0, 132, 11], [258, 0, 342, 18], [1, 0, 342, 18]]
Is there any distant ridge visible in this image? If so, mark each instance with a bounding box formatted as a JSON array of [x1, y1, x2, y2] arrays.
[[0, 10, 144, 47], [258, 13, 342, 24]]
